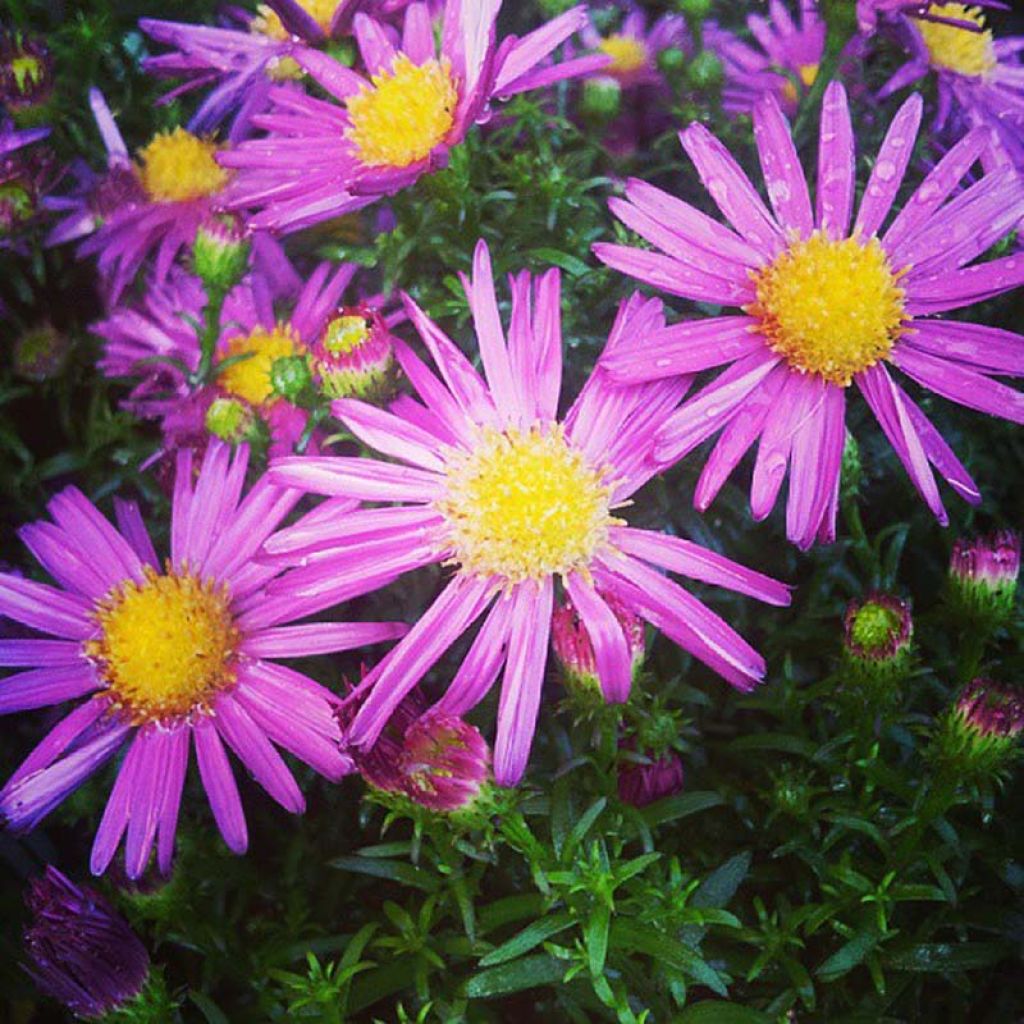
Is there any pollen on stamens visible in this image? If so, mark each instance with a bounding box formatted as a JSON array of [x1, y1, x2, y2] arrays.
[[137, 127, 230, 203], [437, 425, 618, 585], [599, 34, 649, 76], [748, 231, 908, 387], [917, 3, 996, 77], [218, 323, 305, 407], [86, 565, 238, 724], [346, 55, 458, 169]]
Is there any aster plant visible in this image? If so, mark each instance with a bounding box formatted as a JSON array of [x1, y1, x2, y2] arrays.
[[0, 442, 406, 877], [597, 82, 1024, 548]]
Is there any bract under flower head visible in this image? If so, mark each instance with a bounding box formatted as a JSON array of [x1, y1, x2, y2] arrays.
[[0, 443, 407, 878], [948, 529, 1020, 621], [268, 240, 790, 785], [937, 677, 1024, 776], [312, 304, 397, 401], [596, 82, 1024, 550], [23, 867, 150, 1018]]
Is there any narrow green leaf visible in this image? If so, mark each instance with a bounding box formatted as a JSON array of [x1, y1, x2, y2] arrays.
[[674, 1000, 773, 1023], [464, 954, 565, 999], [692, 852, 752, 909], [329, 856, 438, 892], [640, 792, 724, 829], [816, 930, 878, 980], [887, 942, 1010, 972], [478, 911, 574, 967], [586, 903, 611, 977], [189, 992, 230, 1024]]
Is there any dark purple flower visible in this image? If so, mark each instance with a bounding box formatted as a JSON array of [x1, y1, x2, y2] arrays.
[[23, 866, 150, 1018], [0, 118, 56, 251], [617, 747, 684, 807]]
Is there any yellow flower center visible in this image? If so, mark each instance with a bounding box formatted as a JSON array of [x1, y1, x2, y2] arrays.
[[137, 128, 229, 203], [346, 55, 458, 168], [9, 54, 46, 93], [748, 232, 907, 386], [218, 324, 305, 406], [598, 34, 649, 76], [86, 566, 238, 724], [917, 4, 996, 77], [251, 0, 340, 40], [437, 425, 617, 585], [781, 63, 819, 105], [324, 315, 370, 355]]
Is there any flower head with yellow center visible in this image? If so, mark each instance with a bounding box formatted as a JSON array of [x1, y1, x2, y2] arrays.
[[437, 425, 619, 586], [87, 566, 238, 724], [346, 55, 458, 168], [599, 34, 650, 78], [748, 232, 908, 386], [219, 323, 305, 406], [137, 127, 230, 203], [251, 0, 339, 41], [917, 3, 996, 77]]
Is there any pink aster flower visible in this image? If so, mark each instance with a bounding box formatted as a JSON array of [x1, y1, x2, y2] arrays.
[[266, 240, 791, 785], [44, 89, 233, 303], [877, 3, 1024, 174], [857, 0, 1006, 34], [0, 443, 406, 878], [219, 1, 609, 233], [140, 1, 434, 142], [595, 83, 1024, 548], [705, 0, 827, 117], [579, 4, 688, 91]]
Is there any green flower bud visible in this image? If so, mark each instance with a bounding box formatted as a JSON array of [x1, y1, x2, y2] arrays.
[[271, 354, 313, 403], [687, 51, 724, 91], [204, 397, 255, 442], [657, 46, 688, 77], [13, 322, 69, 381], [191, 217, 250, 293], [581, 77, 623, 121]]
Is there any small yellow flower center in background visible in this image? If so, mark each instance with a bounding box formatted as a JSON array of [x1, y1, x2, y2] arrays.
[[749, 232, 907, 387], [438, 426, 617, 585], [346, 55, 457, 168], [9, 54, 45, 92], [87, 567, 238, 724], [219, 324, 304, 406], [598, 34, 649, 76], [917, 4, 996, 77], [137, 128, 229, 203], [781, 63, 819, 105], [251, 0, 339, 40], [324, 315, 370, 355]]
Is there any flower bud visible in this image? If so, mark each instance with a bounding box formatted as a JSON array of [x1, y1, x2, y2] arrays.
[[0, 31, 54, 121], [617, 747, 684, 807], [191, 216, 250, 293], [13, 322, 69, 381], [687, 51, 723, 90], [552, 590, 645, 703], [948, 530, 1020, 625], [312, 305, 396, 402], [270, 354, 313, 403], [935, 678, 1024, 777], [842, 592, 913, 689], [657, 46, 688, 77], [581, 77, 623, 121], [23, 867, 150, 1019], [204, 396, 256, 443]]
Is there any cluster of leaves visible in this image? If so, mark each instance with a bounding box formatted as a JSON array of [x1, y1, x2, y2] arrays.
[[1, 0, 1023, 1021]]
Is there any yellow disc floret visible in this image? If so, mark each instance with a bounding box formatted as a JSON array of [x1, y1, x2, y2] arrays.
[[218, 323, 305, 406], [87, 566, 238, 723], [324, 315, 370, 355], [251, 0, 340, 40], [599, 34, 649, 76], [437, 425, 618, 585], [346, 55, 457, 168], [137, 128, 229, 203], [749, 231, 907, 387], [917, 4, 996, 77]]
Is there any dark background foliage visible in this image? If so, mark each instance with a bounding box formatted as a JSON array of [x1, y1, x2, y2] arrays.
[[1, 1, 1023, 1021]]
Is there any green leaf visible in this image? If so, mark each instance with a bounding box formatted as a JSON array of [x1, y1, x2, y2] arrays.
[[528, 248, 592, 277], [586, 903, 611, 977], [189, 992, 230, 1024], [610, 920, 727, 996], [463, 954, 565, 999], [329, 856, 439, 892], [640, 792, 724, 830], [478, 911, 574, 967], [887, 942, 1010, 972], [816, 930, 878, 981], [727, 734, 818, 759], [478, 894, 548, 935], [673, 1001, 773, 1023], [692, 853, 752, 909], [564, 797, 607, 857]]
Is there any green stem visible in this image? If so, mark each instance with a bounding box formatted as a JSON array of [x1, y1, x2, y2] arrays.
[[195, 286, 227, 386]]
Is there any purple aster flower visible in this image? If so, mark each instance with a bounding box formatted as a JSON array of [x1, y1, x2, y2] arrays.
[[0, 442, 407, 878], [579, 4, 689, 91], [0, 118, 56, 251], [23, 866, 150, 1018], [857, 0, 1006, 34], [878, 3, 1024, 174], [705, 0, 828, 118], [595, 84, 1024, 548], [43, 89, 233, 304], [219, 1, 609, 234], [140, 2, 428, 142], [265, 240, 791, 785], [91, 242, 378, 458]]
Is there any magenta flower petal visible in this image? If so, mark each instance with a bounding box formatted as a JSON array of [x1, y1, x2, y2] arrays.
[[195, 718, 248, 854], [565, 573, 632, 704]]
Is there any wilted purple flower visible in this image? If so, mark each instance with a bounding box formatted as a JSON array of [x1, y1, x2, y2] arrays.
[[617, 747, 684, 807], [23, 866, 150, 1018], [0, 28, 54, 115]]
